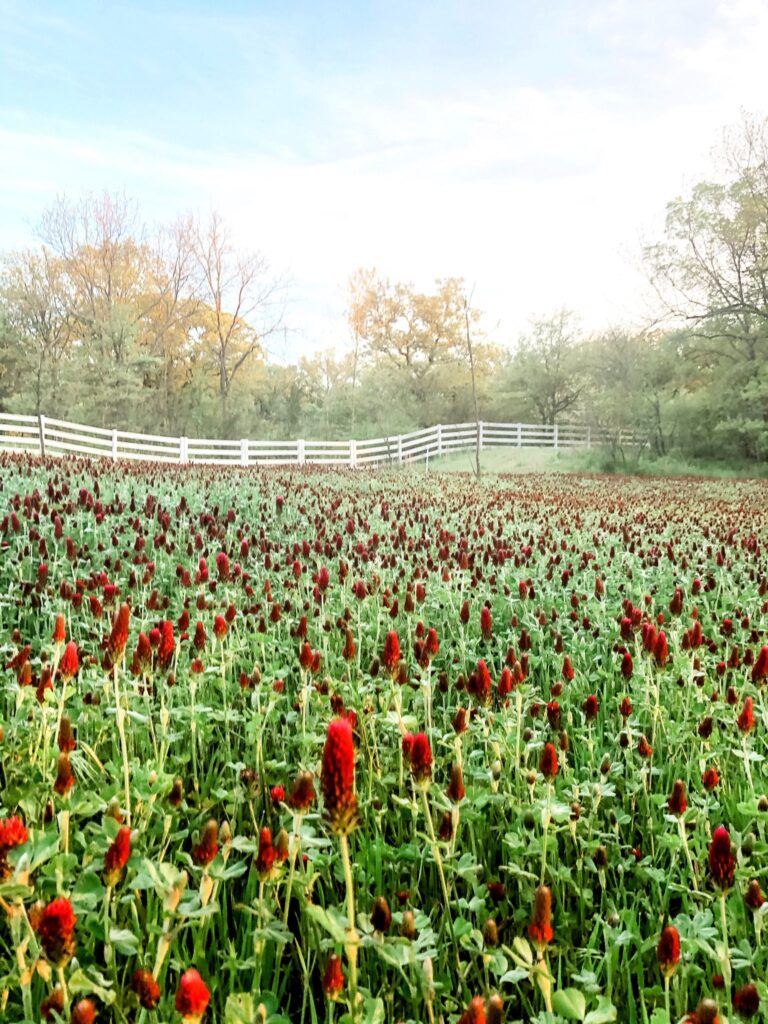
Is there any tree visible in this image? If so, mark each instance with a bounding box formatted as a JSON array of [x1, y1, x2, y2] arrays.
[[140, 217, 200, 431], [0, 248, 74, 414], [36, 192, 176, 426], [191, 212, 284, 432], [508, 310, 584, 424], [581, 329, 681, 463], [644, 114, 768, 460], [347, 270, 476, 423]]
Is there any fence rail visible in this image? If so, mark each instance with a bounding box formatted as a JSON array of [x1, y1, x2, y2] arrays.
[[0, 413, 641, 468]]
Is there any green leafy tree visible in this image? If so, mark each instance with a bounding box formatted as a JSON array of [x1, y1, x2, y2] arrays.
[[506, 310, 584, 425], [644, 115, 768, 460]]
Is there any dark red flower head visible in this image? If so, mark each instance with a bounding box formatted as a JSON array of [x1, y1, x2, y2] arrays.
[[702, 766, 719, 791], [175, 968, 210, 1021], [193, 622, 206, 651], [59, 641, 79, 681], [322, 954, 344, 999], [299, 641, 314, 671], [745, 879, 765, 910], [255, 827, 278, 878], [342, 627, 356, 661], [546, 700, 561, 730], [447, 763, 465, 803], [58, 715, 76, 753], [688, 999, 720, 1024], [321, 717, 358, 835], [403, 732, 432, 785], [657, 925, 681, 978], [458, 996, 487, 1024], [157, 620, 175, 671], [539, 742, 559, 782], [668, 780, 687, 816], [453, 706, 468, 734], [216, 551, 229, 580], [583, 694, 599, 721], [382, 630, 401, 675], [37, 896, 77, 966], [654, 630, 668, 667], [270, 785, 285, 808], [132, 968, 161, 1009], [751, 645, 768, 684], [54, 752, 75, 796], [487, 994, 504, 1024], [288, 771, 316, 813], [371, 895, 392, 932], [709, 825, 735, 891], [41, 988, 65, 1021], [104, 826, 131, 886], [0, 814, 28, 878], [471, 659, 492, 705], [53, 614, 66, 645], [71, 998, 97, 1024], [498, 666, 513, 699], [108, 603, 131, 661], [528, 885, 553, 948], [0, 815, 28, 856], [192, 820, 219, 867], [480, 605, 492, 640], [133, 632, 152, 673], [732, 984, 760, 1019], [737, 697, 755, 735]]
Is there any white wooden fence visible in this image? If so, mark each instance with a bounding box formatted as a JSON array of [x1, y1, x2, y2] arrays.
[[0, 413, 638, 467]]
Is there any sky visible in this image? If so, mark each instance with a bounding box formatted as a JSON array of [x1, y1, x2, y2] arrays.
[[1, 0, 767, 361]]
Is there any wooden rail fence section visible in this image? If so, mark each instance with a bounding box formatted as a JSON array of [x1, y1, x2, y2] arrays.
[[0, 413, 638, 467]]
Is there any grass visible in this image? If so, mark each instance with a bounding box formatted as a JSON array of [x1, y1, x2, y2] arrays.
[[425, 444, 768, 480]]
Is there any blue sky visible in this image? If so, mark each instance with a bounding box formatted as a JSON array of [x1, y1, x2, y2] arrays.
[[1, 0, 767, 359]]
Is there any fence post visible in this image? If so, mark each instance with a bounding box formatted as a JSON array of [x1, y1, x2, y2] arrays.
[[239, 439, 249, 466], [478, 420, 484, 451], [179, 436, 188, 464], [297, 439, 305, 466], [349, 438, 357, 468], [397, 435, 403, 464], [586, 426, 591, 449], [553, 423, 559, 450], [517, 422, 522, 447], [112, 429, 118, 461], [436, 423, 443, 458], [38, 414, 46, 457]]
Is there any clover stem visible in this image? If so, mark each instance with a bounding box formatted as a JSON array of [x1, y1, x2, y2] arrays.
[[540, 783, 552, 884], [113, 662, 132, 825], [677, 817, 699, 892], [719, 890, 731, 997], [664, 975, 671, 1023], [339, 833, 360, 1020]]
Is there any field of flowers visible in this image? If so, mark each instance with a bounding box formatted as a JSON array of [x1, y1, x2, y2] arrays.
[[1, 454, 768, 1024]]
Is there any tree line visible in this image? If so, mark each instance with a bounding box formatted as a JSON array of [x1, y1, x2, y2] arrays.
[[1, 116, 767, 464]]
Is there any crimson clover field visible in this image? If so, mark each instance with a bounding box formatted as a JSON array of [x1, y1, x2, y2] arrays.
[[1, 454, 768, 1024]]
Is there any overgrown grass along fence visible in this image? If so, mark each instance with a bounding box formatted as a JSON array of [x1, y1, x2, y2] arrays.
[[0, 413, 637, 467]]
